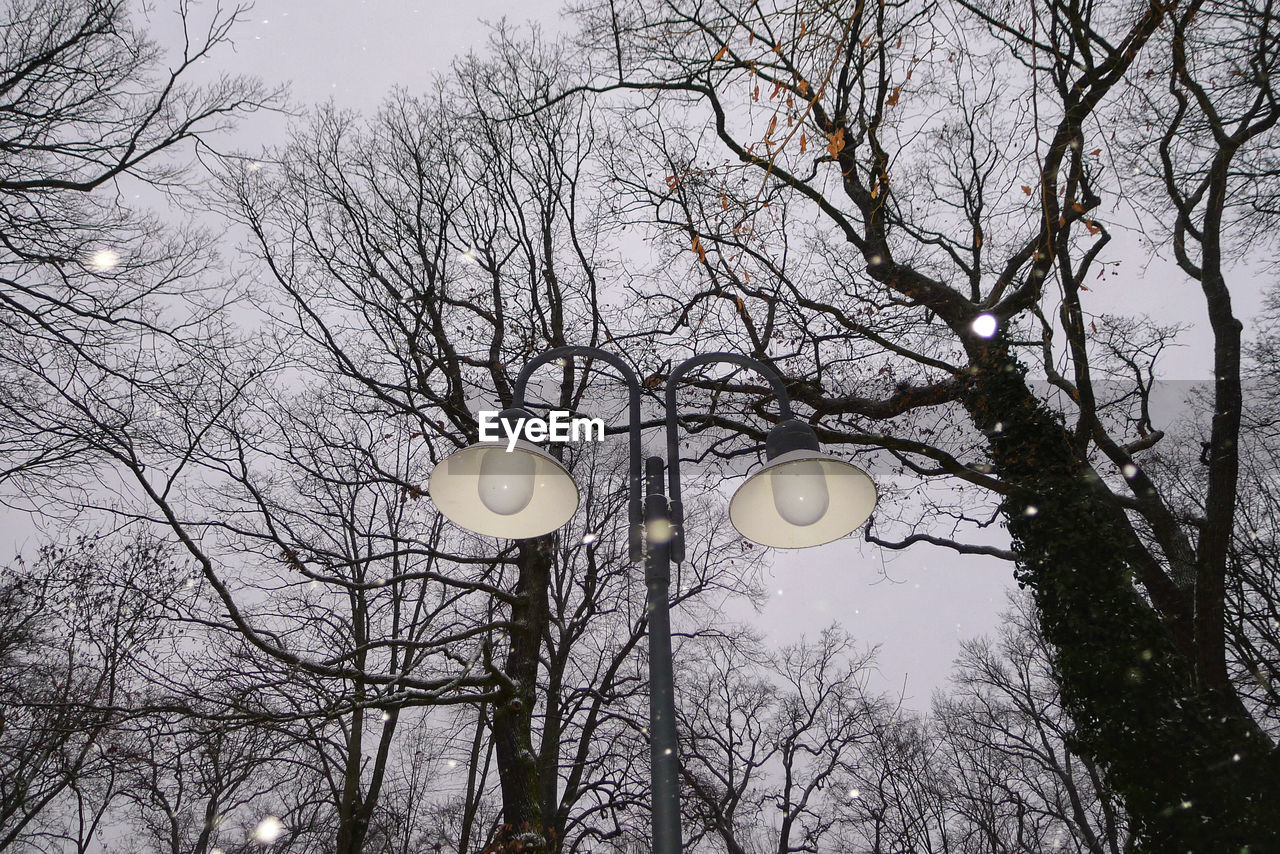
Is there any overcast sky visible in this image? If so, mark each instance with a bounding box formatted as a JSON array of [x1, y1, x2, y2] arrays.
[[15, 0, 1250, 708], [144, 0, 1017, 707]]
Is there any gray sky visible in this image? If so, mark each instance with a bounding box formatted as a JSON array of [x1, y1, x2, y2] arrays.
[[19, 0, 1237, 709], [164, 0, 1014, 706]]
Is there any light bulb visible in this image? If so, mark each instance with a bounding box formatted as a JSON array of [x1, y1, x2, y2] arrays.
[[769, 460, 830, 527], [478, 448, 535, 515]]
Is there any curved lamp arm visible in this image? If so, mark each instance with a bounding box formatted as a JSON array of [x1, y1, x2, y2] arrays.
[[514, 346, 644, 562], [664, 353, 795, 563]]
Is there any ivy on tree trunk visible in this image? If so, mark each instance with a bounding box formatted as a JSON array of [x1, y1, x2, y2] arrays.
[[965, 337, 1280, 851]]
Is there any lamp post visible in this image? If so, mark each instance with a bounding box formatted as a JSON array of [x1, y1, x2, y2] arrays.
[[427, 346, 877, 854]]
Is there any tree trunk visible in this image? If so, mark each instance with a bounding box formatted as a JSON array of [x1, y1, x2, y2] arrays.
[[963, 337, 1280, 850], [490, 539, 554, 853]]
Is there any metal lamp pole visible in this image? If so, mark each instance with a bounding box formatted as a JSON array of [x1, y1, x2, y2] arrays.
[[510, 347, 800, 854]]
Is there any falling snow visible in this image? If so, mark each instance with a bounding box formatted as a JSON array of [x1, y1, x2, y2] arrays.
[[971, 313, 999, 337], [87, 248, 119, 271], [252, 816, 285, 844]]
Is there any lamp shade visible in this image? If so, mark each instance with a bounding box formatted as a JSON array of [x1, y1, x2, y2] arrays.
[[428, 439, 580, 538], [729, 449, 877, 548]]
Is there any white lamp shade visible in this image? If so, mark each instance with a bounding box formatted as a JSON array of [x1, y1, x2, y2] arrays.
[[428, 440, 580, 538], [728, 450, 877, 548]]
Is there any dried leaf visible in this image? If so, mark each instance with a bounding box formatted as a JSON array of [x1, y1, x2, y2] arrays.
[[1085, 220, 1101, 235], [767, 115, 778, 136], [721, 193, 729, 211], [886, 86, 901, 107], [692, 235, 706, 262], [713, 44, 729, 62], [800, 132, 808, 153], [1090, 148, 1102, 156], [1021, 185, 1033, 196], [798, 79, 810, 95], [826, 127, 846, 158], [753, 84, 760, 101]]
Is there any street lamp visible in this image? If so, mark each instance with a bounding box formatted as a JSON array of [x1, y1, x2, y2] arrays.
[[427, 347, 877, 854]]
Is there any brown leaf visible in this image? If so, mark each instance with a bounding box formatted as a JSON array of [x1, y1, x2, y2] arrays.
[[767, 115, 778, 136], [721, 193, 728, 211], [826, 127, 846, 158], [1085, 220, 1101, 235], [1090, 148, 1102, 156], [692, 235, 706, 262], [713, 45, 729, 62], [800, 132, 807, 153], [798, 79, 810, 95], [886, 86, 901, 107], [1021, 185, 1033, 196], [753, 84, 760, 101]]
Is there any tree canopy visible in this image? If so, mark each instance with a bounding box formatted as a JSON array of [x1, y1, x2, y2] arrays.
[[2, 1, 1280, 852]]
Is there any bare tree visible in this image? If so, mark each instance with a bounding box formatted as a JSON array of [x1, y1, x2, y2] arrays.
[[0, 0, 278, 493], [934, 596, 1128, 854], [113, 712, 296, 854], [674, 626, 881, 854], [0, 535, 182, 852], [836, 704, 952, 854], [16, 24, 769, 852], [561, 0, 1280, 843]]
